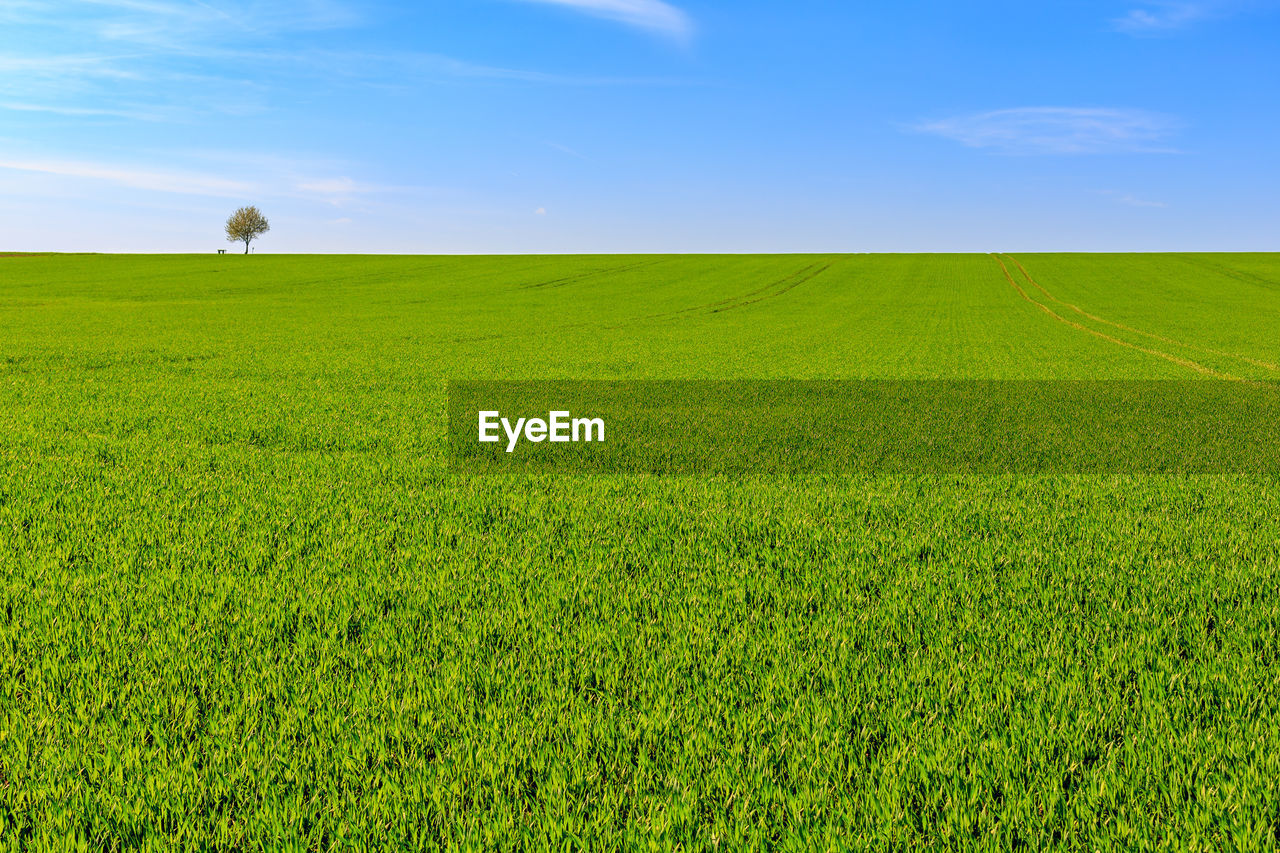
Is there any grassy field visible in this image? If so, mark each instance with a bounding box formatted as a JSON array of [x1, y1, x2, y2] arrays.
[[2, 252, 1280, 849]]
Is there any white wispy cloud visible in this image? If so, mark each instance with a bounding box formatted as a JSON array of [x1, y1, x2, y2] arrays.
[[291, 176, 421, 205], [1111, 0, 1277, 33], [0, 6, 689, 126], [0, 101, 165, 121], [545, 141, 586, 158], [0, 154, 409, 205], [0, 158, 255, 196], [75, 0, 359, 42], [294, 177, 373, 196], [1115, 195, 1169, 208], [911, 107, 1181, 155], [404, 54, 635, 84], [371, 52, 694, 87], [1098, 190, 1170, 208], [1113, 1, 1210, 32], [0, 2, 360, 119], [0, 54, 139, 80], [511, 0, 693, 39]]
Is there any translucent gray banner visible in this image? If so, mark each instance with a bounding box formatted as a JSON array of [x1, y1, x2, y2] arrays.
[[448, 381, 1280, 475]]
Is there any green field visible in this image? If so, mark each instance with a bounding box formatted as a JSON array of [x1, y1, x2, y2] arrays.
[[2, 253, 1280, 849]]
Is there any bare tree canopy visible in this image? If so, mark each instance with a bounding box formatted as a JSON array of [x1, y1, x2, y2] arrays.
[[225, 206, 270, 254]]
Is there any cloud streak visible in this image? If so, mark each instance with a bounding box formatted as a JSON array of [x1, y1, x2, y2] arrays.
[[1113, 2, 1210, 32], [0, 2, 693, 129], [1116, 195, 1169, 208], [0, 101, 166, 121], [0, 54, 139, 80], [912, 107, 1181, 155], [511, 0, 693, 39], [0, 155, 410, 205], [1110, 0, 1277, 34], [76, 0, 360, 43], [0, 157, 255, 197], [394, 52, 692, 86], [1098, 190, 1170, 208]]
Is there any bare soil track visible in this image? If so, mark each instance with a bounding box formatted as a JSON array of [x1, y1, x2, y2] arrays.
[[992, 254, 1237, 379], [1005, 254, 1280, 373]]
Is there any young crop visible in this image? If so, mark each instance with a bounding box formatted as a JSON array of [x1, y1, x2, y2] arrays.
[[1, 252, 1279, 848]]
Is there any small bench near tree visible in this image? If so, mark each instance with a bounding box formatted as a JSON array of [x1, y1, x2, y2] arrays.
[[225, 206, 270, 254]]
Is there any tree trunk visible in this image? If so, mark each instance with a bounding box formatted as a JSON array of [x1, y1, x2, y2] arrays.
[[244, 241, 249, 254]]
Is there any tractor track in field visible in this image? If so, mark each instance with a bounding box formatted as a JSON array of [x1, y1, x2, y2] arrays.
[[450, 262, 673, 340], [1004, 255, 1280, 374], [710, 262, 832, 313], [992, 254, 1240, 379], [518, 259, 664, 290], [632, 261, 832, 322], [1176, 254, 1280, 292]]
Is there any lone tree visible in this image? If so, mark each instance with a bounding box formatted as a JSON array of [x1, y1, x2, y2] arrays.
[[225, 206, 270, 254]]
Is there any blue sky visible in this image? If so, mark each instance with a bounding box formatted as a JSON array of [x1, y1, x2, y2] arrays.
[[1, 0, 1277, 252]]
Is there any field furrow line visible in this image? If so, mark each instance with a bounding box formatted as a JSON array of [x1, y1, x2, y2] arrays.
[[1177, 254, 1280, 291], [1006, 255, 1280, 373], [992, 254, 1239, 379], [453, 261, 824, 340], [518, 259, 664, 289], [710, 262, 832, 313], [632, 261, 831, 323], [674, 262, 825, 313]]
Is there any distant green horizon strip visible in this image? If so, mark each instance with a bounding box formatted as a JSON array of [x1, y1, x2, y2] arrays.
[[450, 380, 1280, 475]]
